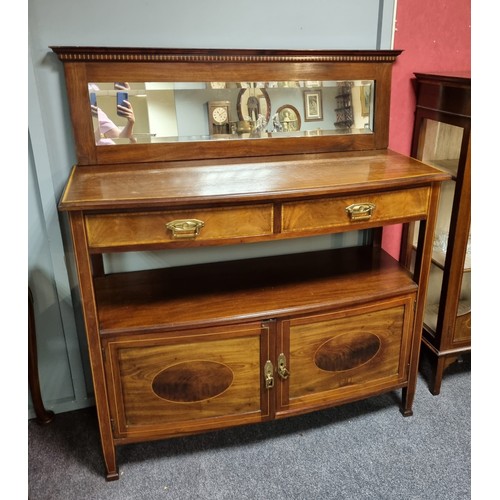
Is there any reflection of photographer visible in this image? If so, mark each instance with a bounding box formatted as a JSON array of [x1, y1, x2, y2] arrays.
[[89, 83, 137, 144]]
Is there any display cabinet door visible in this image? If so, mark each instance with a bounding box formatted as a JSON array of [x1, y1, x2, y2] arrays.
[[410, 112, 471, 348], [103, 322, 273, 441], [275, 296, 415, 417]]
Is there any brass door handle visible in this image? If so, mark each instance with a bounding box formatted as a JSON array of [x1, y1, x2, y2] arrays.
[[166, 219, 205, 239], [345, 203, 376, 221]]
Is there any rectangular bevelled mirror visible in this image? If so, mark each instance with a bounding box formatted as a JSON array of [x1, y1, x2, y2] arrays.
[[51, 47, 401, 165], [89, 80, 375, 146]]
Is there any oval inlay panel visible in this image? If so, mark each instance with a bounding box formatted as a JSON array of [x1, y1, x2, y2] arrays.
[[314, 332, 381, 372], [152, 361, 234, 402]]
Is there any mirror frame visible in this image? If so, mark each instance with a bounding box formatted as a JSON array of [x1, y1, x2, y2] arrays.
[[51, 47, 402, 166]]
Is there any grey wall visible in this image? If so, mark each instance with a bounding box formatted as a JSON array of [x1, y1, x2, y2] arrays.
[[28, 0, 397, 418]]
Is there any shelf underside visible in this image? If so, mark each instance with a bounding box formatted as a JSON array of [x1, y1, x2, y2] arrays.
[[95, 246, 417, 335]]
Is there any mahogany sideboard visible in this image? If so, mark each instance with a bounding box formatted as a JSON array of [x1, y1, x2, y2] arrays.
[[52, 47, 449, 480]]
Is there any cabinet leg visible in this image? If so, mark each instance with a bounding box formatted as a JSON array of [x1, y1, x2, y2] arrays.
[[102, 440, 119, 481], [429, 354, 461, 395], [421, 344, 464, 395], [429, 356, 446, 396], [400, 386, 414, 417], [105, 467, 119, 481], [95, 406, 119, 480], [28, 288, 55, 425]]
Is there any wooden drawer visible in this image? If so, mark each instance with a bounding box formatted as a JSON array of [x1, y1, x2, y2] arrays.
[[276, 295, 415, 416], [86, 204, 274, 249], [103, 323, 272, 440], [281, 187, 429, 234]]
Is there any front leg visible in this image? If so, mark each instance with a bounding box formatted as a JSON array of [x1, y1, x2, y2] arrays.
[[400, 386, 414, 417]]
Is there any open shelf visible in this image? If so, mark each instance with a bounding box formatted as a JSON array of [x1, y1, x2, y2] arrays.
[[95, 246, 416, 336]]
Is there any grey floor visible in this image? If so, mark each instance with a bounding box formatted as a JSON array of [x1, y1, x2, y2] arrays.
[[28, 355, 470, 500]]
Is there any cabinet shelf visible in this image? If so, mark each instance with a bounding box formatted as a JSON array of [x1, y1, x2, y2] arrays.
[[96, 246, 416, 336]]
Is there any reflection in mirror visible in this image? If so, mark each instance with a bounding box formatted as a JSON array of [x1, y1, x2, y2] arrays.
[[89, 80, 374, 145], [275, 105, 301, 133], [236, 86, 271, 131]]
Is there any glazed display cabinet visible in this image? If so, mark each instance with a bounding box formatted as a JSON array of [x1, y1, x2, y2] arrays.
[[52, 47, 448, 479], [402, 72, 471, 395]]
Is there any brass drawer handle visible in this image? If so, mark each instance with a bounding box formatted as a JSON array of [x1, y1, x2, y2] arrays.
[[345, 203, 376, 221], [166, 219, 205, 239]]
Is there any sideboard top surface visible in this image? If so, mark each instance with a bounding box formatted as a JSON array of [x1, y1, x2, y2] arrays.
[[59, 149, 449, 211]]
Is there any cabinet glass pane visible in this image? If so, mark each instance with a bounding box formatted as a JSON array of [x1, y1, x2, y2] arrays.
[[424, 264, 443, 333], [423, 263, 471, 335], [433, 179, 455, 264], [416, 119, 464, 178], [412, 180, 470, 272]]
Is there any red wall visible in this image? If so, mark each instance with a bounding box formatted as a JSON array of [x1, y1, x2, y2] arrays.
[[382, 0, 471, 257]]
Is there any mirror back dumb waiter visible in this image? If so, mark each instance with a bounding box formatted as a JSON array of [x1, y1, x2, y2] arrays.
[[52, 47, 449, 480]]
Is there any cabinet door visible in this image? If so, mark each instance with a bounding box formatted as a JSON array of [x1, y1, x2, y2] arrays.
[[275, 296, 415, 417], [103, 322, 273, 441], [413, 116, 471, 347]]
